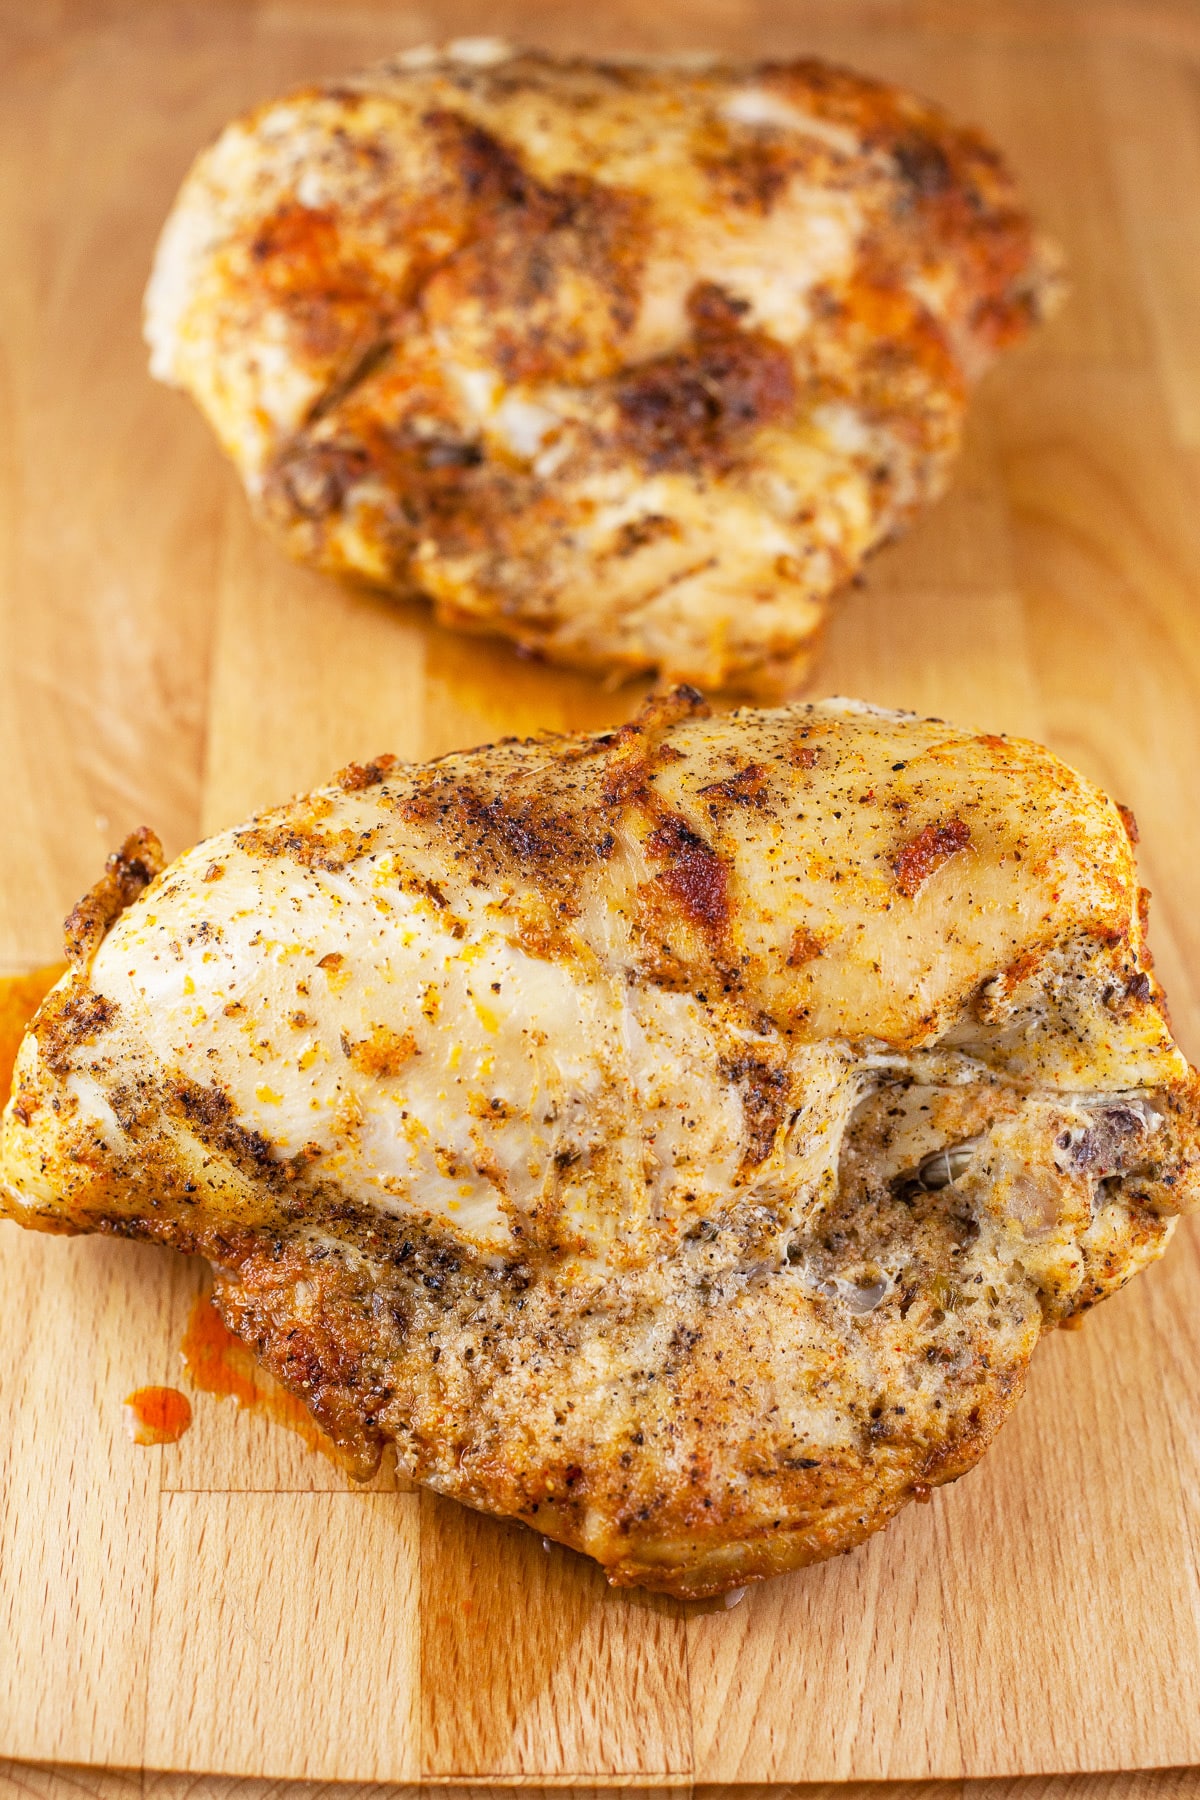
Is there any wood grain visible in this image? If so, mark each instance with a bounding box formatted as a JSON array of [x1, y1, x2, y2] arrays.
[[0, 1237, 170, 1766], [5, 0, 1200, 1790], [419, 1499, 690, 1781], [143, 1493, 420, 1781], [688, 1504, 960, 1783]]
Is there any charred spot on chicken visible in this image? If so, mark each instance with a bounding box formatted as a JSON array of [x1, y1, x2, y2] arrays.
[[3, 692, 1196, 1597]]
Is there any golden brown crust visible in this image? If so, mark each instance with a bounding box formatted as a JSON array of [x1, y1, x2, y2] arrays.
[[62, 827, 164, 964], [3, 696, 1195, 1596], [146, 47, 1060, 693]]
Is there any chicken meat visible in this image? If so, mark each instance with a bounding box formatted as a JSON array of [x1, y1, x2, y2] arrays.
[[145, 43, 1059, 694], [3, 690, 1194, 1597]]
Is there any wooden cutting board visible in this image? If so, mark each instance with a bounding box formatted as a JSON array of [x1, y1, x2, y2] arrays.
[[5, 0, 1200, 1787]]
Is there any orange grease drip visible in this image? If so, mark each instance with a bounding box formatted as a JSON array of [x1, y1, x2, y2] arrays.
[[180, 1294, 327, 1455], [0, 963, 68, 1102], [124, 1386, 192, 1446]]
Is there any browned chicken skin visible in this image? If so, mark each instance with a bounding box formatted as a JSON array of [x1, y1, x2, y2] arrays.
[[146, 43, 1059, 693], [2, 692, 1195, 1596]]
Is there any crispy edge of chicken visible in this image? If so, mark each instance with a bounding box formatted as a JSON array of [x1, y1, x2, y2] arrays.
[[145, 43, 1061, 695], [2, 689, 1193, 1598]]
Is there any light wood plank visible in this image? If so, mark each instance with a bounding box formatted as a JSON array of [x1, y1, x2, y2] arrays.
[[143, 1493, 420, 1782], [0, 12, 227, 972], [937, 1273, 1200, 1774], [1093, 41, 1200, 447], [688, 1505, 961, 1784], [418, 1496, 691, 1780], [1139, 1211, 1200, 1705], [0, 1237, 171, 1766], [200, 507, 430, 835]]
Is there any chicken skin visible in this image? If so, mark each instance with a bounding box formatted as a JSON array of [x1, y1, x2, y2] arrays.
[[145, 43, 1059, 694], [3, 691, 1194, 1597]]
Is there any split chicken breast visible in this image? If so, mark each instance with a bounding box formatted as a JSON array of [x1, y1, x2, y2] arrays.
[[146, 43, 1059, 694], [3, 691, 1195, 1598]]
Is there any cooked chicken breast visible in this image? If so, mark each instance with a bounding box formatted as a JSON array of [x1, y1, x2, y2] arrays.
[[145, 43, 1058, 694], [3, 691, 1193, 1597]]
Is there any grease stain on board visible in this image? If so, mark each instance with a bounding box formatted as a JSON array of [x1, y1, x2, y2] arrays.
[[124, 1384, 193, 1445]]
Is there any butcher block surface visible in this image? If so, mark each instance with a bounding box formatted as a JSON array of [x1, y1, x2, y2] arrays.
[[5, 0, 1200, 1789]]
